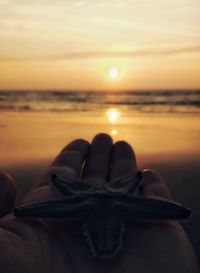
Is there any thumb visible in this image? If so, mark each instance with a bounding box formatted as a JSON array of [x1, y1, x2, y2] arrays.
[[140, 169, 172, 199], [0, 173, 16, 217]]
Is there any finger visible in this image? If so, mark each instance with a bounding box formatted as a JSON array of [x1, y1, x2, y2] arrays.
[[0, 173, 16, 217], [141, 169, 172, 199], [35, 139, 89, 188], [83, 133, 113, 182], [110, 140, 137, 180], [52, 139, 89, 172]]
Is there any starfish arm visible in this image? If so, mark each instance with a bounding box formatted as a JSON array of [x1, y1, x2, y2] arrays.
[[109, 171, 142, 194], [13, 196, 91, 219], [51, 174, 92, 196], [121, 196, 191, 220]]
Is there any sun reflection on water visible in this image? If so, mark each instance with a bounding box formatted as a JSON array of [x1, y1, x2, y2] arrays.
[[110, 129, 118, 136], [106, 108, 120, 124], [106, 108, 120, 136]]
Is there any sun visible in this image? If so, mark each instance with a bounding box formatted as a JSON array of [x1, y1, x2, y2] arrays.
[[108, 67, 118, 79]]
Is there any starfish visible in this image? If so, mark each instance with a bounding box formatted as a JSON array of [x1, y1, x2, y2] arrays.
[[13, 172, 191, 259]]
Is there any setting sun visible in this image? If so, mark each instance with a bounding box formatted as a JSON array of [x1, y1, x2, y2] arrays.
[[108, 67, 118, 79]]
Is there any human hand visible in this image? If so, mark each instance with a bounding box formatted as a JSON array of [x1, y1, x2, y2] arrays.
[[0, 133, 199, 273]]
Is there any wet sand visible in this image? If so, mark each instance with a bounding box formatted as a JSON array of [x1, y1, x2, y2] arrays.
[[0, 111, 200, 258]]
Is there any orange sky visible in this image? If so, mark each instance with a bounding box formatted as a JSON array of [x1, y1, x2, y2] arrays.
[[0, 0, 200, 90]]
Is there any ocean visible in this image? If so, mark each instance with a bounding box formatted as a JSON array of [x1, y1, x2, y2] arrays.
[[0, 90, 200, 114]]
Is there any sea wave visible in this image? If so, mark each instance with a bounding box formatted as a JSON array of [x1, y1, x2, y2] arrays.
[[0, 90, 200, 114]]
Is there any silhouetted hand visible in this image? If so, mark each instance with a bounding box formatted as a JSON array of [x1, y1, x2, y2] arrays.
[[0, 134, 199, 273]]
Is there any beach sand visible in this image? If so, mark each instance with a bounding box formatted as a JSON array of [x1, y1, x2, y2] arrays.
[[0, 110, 200, 258]]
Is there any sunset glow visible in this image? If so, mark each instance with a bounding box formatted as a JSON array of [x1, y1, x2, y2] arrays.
[[0, 0, 199, 90]]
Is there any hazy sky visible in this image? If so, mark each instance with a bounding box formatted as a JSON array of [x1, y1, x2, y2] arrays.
[[0, 0, 200, 90]]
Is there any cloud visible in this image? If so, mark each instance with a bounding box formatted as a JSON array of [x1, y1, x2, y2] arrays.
[[0, 45, 200, 62]]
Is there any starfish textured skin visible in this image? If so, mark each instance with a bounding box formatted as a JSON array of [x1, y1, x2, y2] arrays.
[[13, 172, 191, 259]]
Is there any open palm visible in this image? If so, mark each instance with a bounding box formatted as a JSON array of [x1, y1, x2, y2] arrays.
[[0, 134, 199, 273]]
